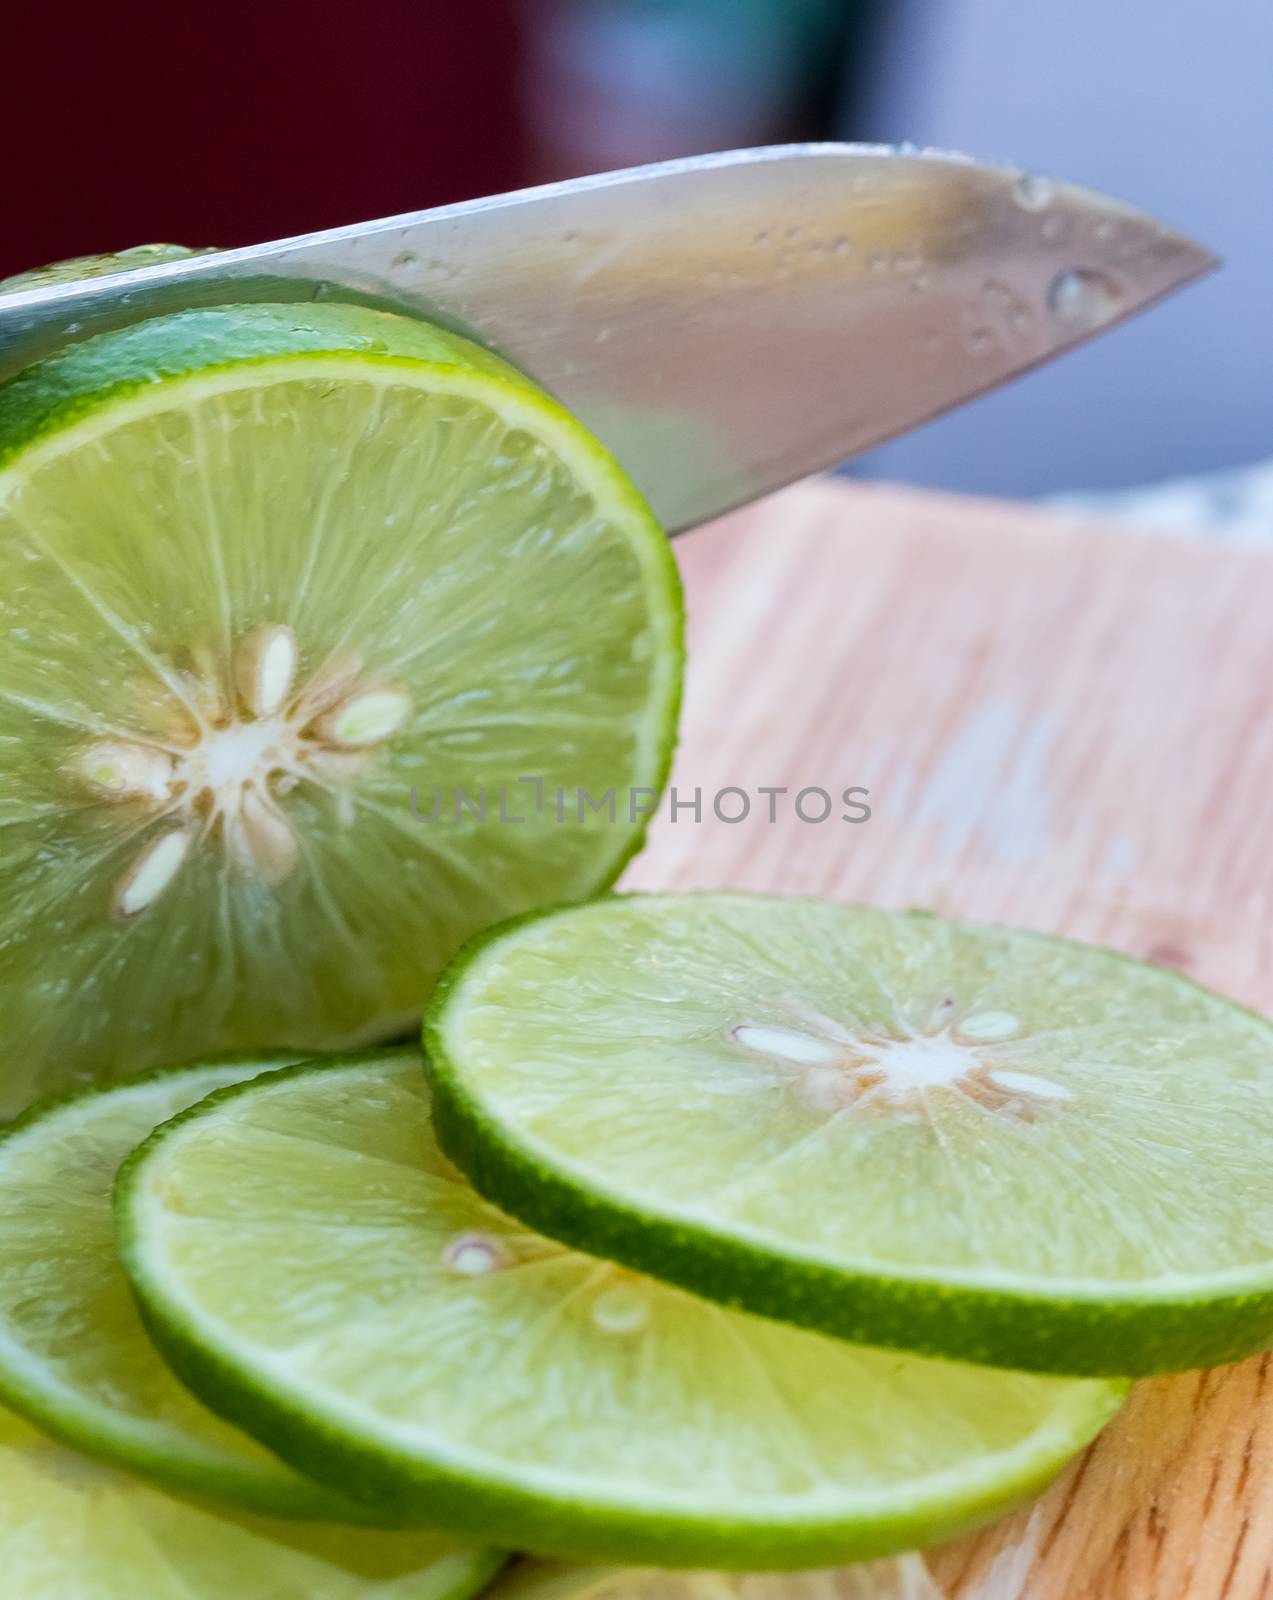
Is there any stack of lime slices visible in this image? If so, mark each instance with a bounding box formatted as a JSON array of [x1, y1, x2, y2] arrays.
[[0, 301, 1271, 1593], [4, 892, 1272, 1589], [0, 1042, 1114, 1592]]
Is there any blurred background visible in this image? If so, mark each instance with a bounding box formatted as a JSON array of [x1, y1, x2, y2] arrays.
[[2, 0, 1268, 503]]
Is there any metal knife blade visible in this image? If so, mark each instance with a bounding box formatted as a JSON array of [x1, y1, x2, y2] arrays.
[[0, 145, 1216, 533]]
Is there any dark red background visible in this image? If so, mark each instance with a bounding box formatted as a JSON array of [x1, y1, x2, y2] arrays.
[[0, 3, 526, 279]]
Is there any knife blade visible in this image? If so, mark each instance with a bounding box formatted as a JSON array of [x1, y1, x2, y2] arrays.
[[0, 144, 1215, 534]]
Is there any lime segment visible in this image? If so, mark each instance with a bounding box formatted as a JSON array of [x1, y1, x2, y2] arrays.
[[0, 1054, 385, 1517], [0, 1403, 502, 1599], [425, 895, 1273, 1376], [117, 1051, 1122, 1569], [0, 304, 681, 1112]]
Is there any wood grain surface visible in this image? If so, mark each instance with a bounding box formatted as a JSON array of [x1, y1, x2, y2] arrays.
[[623, 477, 1273, 1600]]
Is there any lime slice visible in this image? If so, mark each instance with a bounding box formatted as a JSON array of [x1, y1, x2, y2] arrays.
[[117, 1051, 1122, 1569], [0, 1402, 502, 1599], [490, 1556, 941, 1600], [0, 303, 681, 1113], [425, 895, 1273, 1377], [0, 1054, 382, 1518]]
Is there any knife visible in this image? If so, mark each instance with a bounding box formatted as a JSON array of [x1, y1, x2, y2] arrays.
[[0, 144, 1215, 534]]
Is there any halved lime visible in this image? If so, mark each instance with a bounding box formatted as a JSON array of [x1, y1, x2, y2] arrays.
[[117, 1051, 1122, 1569], [0, 1053, 381, 1518], [0, 303, 681, 1113], [425, 895, 1273, 1377], [0, 243, 215, 295], [0, 1402, 503, 1599]]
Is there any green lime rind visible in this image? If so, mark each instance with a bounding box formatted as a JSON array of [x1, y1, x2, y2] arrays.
[[0, 244, 217, 298], [0, 1402, 505, 1600], [0, 1052, 392, 1521], [0, 302, 521, 464], [424, 894, 1273, 1379], [116, 1050, 1122, 1570]]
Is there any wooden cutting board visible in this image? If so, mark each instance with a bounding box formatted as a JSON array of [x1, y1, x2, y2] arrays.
[[623, 477, 1273, 1600]]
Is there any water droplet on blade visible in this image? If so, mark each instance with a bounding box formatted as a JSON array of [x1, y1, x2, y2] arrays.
[[1013, 174, 1055, 211], [1047, 268, 1124, 327]]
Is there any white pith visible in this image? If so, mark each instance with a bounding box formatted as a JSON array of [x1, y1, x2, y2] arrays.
[[78, 622, 409, 918], [732, 1011, 1069, 1116]]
